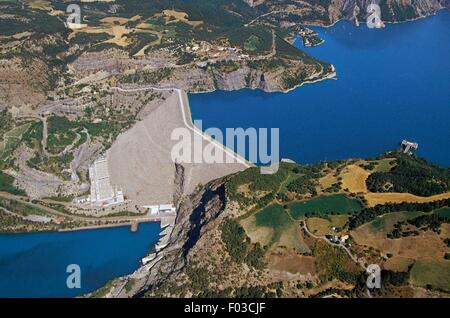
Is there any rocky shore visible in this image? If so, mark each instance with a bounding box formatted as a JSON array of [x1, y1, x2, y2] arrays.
[[98, 177, 229, 298]]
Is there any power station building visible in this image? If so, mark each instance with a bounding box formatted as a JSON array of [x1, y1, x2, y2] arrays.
[[88, 156, 124, 206]]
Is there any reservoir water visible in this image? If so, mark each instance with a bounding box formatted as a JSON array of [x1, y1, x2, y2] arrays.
[[0, 222, 160, 297], [190, 11, 450, 166], [1, 11, 449, 299]]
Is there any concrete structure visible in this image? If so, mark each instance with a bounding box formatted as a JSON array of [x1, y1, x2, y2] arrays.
[[401, 140, 419, 154], [107, 88, 250, 206], [143, 204, 176, 215], [89, 156, 124, 206]]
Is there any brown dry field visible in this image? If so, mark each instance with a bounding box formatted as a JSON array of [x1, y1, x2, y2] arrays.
[[163, 10, 203, 27], [383, 256, 415, 272], [268, 253, 316, 275], [100, 17, 129, 25], [241, 215, 309, 252], [277, 225, 310, 253], [304, 280, 354, 298], [70, 16, 160, 48], [306, 217, 331, 236], [439, 223, 450, 239], [339, 164, 369, 193], [307, 215, 349, 236], [240, 215, 274, 247], [25, 0, 52, 10], [351, 228, 447, 260], [365, 192, 450, 207], [237, 183, 251, 194], [104, 25, 132, 47], [69, 25, 132, 47], [334, 160, 450, 207], [318, 173, 338, 189], [329, 214, 349, 227]]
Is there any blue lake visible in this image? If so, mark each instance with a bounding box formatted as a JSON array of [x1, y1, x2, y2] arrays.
[[0, 222, 160, 297], [1, 11, 449, 299], [190, 11, 450, 166]]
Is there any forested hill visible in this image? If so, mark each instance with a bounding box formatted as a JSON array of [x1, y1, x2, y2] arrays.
[[366, 152, 450, 197]]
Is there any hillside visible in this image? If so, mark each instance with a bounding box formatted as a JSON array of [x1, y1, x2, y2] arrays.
[[92, 150, 450, 298], [0, 0, 449, 298], [1, 0, 448, 111]]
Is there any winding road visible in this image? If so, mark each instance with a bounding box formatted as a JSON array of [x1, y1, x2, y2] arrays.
[[301, 222, 373, 298]]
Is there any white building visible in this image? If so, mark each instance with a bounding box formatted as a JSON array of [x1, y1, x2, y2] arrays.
[[89, 157, 124, 206], [401, 140, 419, 154], [143, 204, 176, 215]]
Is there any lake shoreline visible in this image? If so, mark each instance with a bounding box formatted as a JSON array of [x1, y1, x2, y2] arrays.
[[189, 11, 450, 167]]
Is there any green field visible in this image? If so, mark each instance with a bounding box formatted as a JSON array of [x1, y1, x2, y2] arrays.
[[369, 211, 425, 233], [372, 158, 396, 172], [434, 207, 450, 218], [254, 204, 294, 245], [288, 194, 362, 219], [410, 259, 450, 292], [227, 26, 272, 55]]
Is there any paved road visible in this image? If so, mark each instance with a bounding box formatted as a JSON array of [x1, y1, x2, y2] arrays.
[[245, 10, 283, 27], [0, 191, 165, 224]]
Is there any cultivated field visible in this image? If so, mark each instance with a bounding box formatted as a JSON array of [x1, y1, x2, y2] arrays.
[[383, 256, 414, 272], [162, 10, 203, 27], [410, 259, 450, 292], [364, 211, 425, 234], [268, 253, 316, 275], [339, 164, 369, 193], [253, 204, 293, 246], [306, 215, 349, 236], [351, 227, 447, 259], [287, 194, 362, 219], [365, 192, 450, 207]]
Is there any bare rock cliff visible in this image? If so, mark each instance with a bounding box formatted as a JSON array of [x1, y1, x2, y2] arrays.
[[135, 177, 228, 296]]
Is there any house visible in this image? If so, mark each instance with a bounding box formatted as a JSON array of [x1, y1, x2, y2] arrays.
[[340, 235, 349, 243], [325, 235, 340, 244]]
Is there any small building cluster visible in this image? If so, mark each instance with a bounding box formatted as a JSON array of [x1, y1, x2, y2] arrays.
[[326, 234, 349, 244], [74, 156, 124, 207], [143, 204, 176, 215], [89, 156, 124, 206], [181, 40, 251, 65]]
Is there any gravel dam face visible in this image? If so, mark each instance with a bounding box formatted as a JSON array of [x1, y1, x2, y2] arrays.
[[107, 89, 249, 206]]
